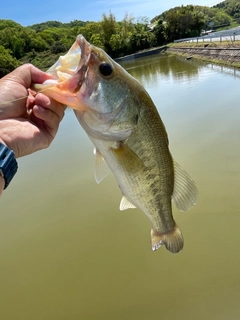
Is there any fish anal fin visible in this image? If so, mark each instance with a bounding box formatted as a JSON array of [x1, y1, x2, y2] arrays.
[[120, 196, 136, 211], [172, 160, 199, 212], [151, 224, 184, 253], [93, 148, 110, 184]]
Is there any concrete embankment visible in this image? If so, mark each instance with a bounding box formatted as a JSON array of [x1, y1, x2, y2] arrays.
[[114, 43, 240, 68], [168, 45, 240, 68], [115, 46, 168, 62]]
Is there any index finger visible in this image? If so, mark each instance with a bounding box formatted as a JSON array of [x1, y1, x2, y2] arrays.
[[4, 64, 52, 89]]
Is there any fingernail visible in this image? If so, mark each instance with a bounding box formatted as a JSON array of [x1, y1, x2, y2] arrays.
[[35, 105, 45, 113]]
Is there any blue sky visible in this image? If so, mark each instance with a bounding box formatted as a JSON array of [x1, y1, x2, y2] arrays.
[[2, 0, 222, 26]]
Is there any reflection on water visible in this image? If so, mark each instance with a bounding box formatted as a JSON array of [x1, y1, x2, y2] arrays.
[[1, 53, 240, 320], [123, 53, 201, 85]]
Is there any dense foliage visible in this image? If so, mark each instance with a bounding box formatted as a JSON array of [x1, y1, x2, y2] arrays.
[[152, 4, 233, 41], [0, 14, 157, 75], [214, 0, 240, 21], [0, 1, 239, 76]]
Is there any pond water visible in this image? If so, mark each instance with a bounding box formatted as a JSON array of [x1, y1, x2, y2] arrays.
[[1, 53, 240, 320]]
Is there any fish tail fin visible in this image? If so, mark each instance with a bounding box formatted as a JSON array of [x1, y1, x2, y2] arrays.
[[151, 224, 184, 253]]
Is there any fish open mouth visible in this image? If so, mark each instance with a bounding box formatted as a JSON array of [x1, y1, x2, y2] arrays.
[[32, 35, 92, 110]]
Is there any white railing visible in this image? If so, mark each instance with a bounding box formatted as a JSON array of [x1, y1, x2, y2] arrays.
[[174, 27, 240, 43]]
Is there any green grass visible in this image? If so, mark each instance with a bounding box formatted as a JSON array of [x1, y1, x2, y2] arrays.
[[170, 40, 240, 48]]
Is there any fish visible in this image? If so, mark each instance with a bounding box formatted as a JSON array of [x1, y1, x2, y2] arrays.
[[33, 35, 198, 253]]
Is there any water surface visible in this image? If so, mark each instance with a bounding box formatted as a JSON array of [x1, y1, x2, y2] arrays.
[[1, 53, 240, 320]]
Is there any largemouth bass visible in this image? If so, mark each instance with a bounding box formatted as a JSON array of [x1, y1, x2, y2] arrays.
[[33, 35, 198, 253]]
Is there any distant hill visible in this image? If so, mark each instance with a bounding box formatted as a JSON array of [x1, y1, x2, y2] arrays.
[[151, 3, 234, 30], [29, 20, 89, 32], [151, 1, 240, 24], [150, 4, 234, 43], [213, 0, 240, 21]]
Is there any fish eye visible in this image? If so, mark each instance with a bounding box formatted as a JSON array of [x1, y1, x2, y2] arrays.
[[99, 63, 113, 77]]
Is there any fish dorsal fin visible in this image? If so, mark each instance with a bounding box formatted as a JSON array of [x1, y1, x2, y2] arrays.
[[172, 160, 199, 212], [120, 196, 136, 211], [93, 148, 110, 184]]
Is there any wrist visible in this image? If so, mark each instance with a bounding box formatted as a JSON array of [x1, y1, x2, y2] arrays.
[[0, 127, 18, 158], [0, 138, 6, 146], [0, 142, 18, 190]]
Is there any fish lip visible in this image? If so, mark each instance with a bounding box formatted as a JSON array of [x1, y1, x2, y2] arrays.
[[31, 35, 93, 110], [64, 35, 92, 94], [50, 35, 92, 90], [53, 36, 92, 95], [77, 35, 91, 71], [76, 35, 90, 66]]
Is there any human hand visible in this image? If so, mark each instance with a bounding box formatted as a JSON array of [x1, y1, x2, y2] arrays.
[[0, 64, 66, 158]]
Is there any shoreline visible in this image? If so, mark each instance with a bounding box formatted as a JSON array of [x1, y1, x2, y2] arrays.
[[114, 46, 168, 62], [116, 42, 240, 69], [167, 43, 240, 69]]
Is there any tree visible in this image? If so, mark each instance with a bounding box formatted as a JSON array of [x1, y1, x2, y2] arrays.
[[164, 5, 206, 41], [0, 19, 21, 30], [153, 19, 166, 46], [214, 0, 240, 20], [101, 12, 117, 53], [90, 34, 104, 49], [50, 41, 67, 54], [0, 45, 19, 77], [78, 22, 103, 43]]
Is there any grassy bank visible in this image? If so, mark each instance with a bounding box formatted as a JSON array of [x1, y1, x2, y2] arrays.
[[168, 41, 240, 69]]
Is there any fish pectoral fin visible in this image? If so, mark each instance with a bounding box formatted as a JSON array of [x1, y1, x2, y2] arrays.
[[93, 148, 110, 184], [151, 224, 184, 253], [120, 196, 136, 211], [110, 142, 146, 174], [172, 160, 199, 212]]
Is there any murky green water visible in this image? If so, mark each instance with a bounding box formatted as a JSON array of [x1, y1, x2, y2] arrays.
[[1, 53, 240, 320]]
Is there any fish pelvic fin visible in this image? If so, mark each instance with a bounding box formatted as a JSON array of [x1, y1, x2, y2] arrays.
[[172, 160, 199, 212], [93, 148, 110, 184], [151, 224, 184, 253]]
